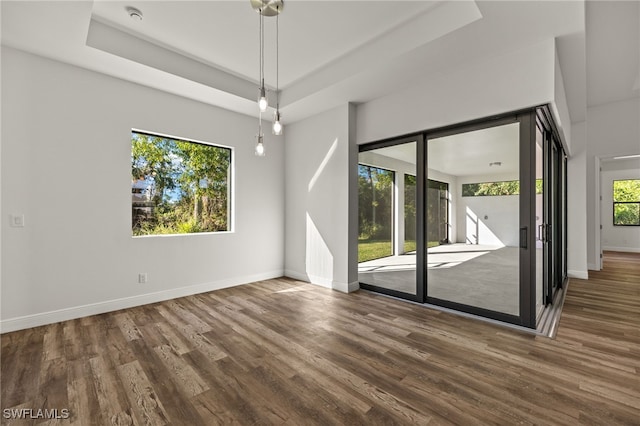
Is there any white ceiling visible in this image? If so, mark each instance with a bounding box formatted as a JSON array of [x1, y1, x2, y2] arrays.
[[362, 123, 521, 178], [1, 1, 638, 127], [428, 123, 520, 177]]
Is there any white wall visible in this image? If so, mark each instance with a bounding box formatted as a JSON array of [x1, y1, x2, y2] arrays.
[[567, 121, 589, 278], [601, 168, 640, 252], [552, 44, 572, 152], [455, 173, 520, 247], [1, 47, 285, 332], [284, 104, 357, 292], [586, 97, 640, 269], [356, 39, 556, 144]]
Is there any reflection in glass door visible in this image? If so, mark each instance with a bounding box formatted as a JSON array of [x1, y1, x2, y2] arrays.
[[427, 180, 449, 246]]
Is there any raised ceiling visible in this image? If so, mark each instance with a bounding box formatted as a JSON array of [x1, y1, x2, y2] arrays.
[[2, 1, 636, 128]]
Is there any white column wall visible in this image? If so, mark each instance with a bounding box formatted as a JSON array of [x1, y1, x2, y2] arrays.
[[284, 104, 358, 292], [567, 122, 589, 278]]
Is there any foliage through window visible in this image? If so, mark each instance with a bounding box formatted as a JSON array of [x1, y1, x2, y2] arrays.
[[358, 164, 394, 262], [462, 180, 543, 196], [131, 131, 231, 236], [613, 179, 640, 226]]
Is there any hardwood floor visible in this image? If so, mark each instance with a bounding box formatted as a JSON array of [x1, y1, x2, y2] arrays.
[[1, 252, 639, 425]]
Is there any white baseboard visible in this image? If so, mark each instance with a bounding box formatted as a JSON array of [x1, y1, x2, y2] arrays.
[[587, 262, 600, 271], [284, 269, 310, 283], [284, 270, 359, 293], [567, 270, 589, 280], [602, 246, 640, 253], [0, 270, 283, 334], [332, 280, 360, 293], [284, 269, 333, 288]]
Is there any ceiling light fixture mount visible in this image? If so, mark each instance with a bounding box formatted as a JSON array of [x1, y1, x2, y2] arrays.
[[250, 0, 284, 17]]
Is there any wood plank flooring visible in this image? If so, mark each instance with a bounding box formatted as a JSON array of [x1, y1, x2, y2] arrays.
[[1, 251, 639, 425]]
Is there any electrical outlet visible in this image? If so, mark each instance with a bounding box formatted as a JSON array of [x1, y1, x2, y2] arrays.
[[10, 214, 25, 227], [138, 273, 148, 284]]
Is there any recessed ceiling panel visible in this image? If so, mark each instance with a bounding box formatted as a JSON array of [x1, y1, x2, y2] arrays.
[[91, 1, 435, 88]]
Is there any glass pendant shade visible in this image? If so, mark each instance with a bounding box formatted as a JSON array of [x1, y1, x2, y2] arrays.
[[255, 134, 265, 156], [258, 86, 268, 112], [272, 111, 283, 135]]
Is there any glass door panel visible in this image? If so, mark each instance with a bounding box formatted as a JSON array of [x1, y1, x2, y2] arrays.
[[535, 124, 545, 317], [358, 141, 419, 298], [426, 122, 521, 317]]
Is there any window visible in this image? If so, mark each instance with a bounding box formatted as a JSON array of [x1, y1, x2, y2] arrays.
[[131, 131, 232, 236], [613, 179, 640, 226], [462, 180, 543, 196], [358, 164, 394, 262]]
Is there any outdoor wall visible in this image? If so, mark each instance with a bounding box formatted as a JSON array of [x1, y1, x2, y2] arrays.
[[601, 167, 640, 252], [567, 121, 589, 278], [1, 47, 285, 332], [284, 104, 358, 292], [455, 173, 520, 247], [586, 97, 640, 269]]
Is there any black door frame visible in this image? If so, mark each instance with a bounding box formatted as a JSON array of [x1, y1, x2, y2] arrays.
[[356, 106, 566, 329], [357, 134, 425, 303]]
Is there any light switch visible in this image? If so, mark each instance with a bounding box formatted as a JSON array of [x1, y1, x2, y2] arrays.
[[11, 214, 25, 227]]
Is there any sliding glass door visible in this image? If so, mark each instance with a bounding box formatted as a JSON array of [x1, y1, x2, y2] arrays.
[[356, 106, 566, 329], [425, 120, 527, 322], [537, 108, 568, 311]]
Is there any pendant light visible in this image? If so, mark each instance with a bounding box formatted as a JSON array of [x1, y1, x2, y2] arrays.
[[272, 6, 283, 135], [257, 7, 268, 112], [251, 0, 284, 156], [255, 114, 265, 156]]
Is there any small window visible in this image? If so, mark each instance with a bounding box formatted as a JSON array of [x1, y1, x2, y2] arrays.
[[613, 179, 640, 226], [131, 131, 232, 236], [462, 179, 543, 197]]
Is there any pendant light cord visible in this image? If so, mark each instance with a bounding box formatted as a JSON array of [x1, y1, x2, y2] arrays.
[[276, 8, 279, 110], [260, 6, 264, 90]]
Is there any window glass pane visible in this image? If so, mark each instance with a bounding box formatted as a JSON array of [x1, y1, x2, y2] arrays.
[[613, 180, 640, 202], [613, 180, 640, 226], [614, 203, 640, 226], [357, 164, 394, 262], [358, 142, 416, 295], [131, 131, 231, 236], [427, 122, 520, 316]]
